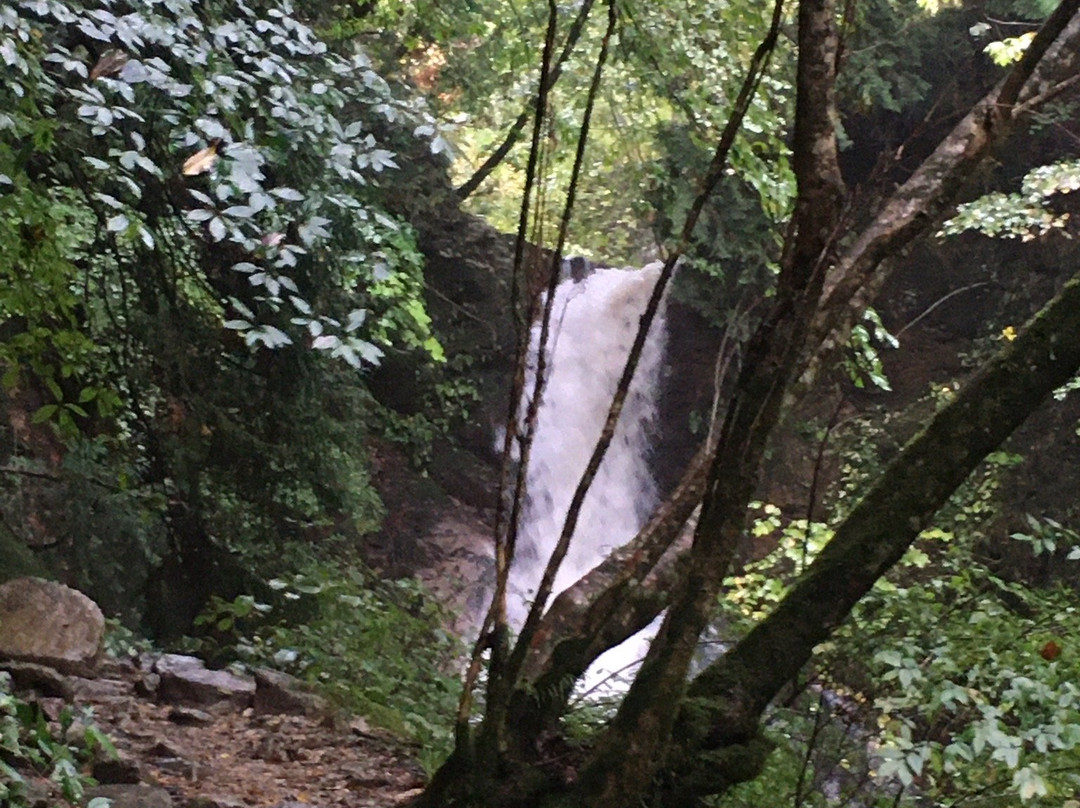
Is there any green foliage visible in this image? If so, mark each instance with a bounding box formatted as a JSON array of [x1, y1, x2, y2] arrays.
[[189, 561, 464, 775], [380, 0, 795, 263], [0, 672, 118, 807], [842, 307, 898, 392], [0, 0, 447, 380], [942, 159, 1080, 240], [836, 0, 947, 117], [852, 535, 1080, 805], [721, 434, 1080, 806], [1010, 514, 1080, 560], [723, 502, 834, 628], [981, 30, 1037, 66], [655, 124, 783, 330], [0, 0, 469, 628]]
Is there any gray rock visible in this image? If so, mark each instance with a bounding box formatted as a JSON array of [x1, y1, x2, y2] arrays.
[[136, 671, 161, 696], [70, 675, 135, 700], [0, 660, 75, 700], [157, 755, 201, 780], [63, 718, 90, 746], [0, 577, 104, 676], [36, 696, 68, 721], [253, 667, 327, 717], [168, 706, 214, 725], [86, 784, 174, 808], [153, 654, 254, 708], [147, 738, 185, 758]]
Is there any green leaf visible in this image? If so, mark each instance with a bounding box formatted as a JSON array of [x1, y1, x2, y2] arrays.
[[31, 404, 58, 424]]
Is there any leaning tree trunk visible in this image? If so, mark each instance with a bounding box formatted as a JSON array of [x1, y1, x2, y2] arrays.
[[657, 265, 1080, 806], [413, 1, 1080, 806]]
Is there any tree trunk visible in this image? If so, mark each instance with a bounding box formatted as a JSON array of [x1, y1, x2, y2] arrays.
[[659, 267, 1080, 805], [414, 1, 1080, 806]]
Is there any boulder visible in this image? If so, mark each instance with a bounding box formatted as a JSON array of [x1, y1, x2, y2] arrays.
[[70, 674, 135, 700], [153, 654, 254, 708], [92, 752, 142, 785], [253, 667, 328, 717], [0, 577, 104, 676]]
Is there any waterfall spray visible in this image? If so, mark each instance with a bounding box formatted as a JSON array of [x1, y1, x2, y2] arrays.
[[508, 260, 668, 684]]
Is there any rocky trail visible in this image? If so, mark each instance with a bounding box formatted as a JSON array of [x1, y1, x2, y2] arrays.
[[5, 651, 430, 808], [1, 578, 435, 808]]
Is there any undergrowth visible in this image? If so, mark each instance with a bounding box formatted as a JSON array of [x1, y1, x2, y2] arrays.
[[0, 672, 117, 808], [187, 560, 464, 775]]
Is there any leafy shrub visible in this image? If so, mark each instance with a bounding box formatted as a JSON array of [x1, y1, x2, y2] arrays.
[[0, 0, 459, 627], [716, 451, 1080, 807], [0, 672, 117, 808], [191, 561, 464, 775]]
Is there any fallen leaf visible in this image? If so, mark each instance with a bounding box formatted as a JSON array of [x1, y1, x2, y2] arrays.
[[182, 141, 221, 176], [1040, 640, 1062, 661], [90, 49, 128, 80]]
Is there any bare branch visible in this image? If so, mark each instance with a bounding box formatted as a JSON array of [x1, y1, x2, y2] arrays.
[[505, 0, 789, 709], [457, 0, 561, 744], [801, 1, 1080, 394]]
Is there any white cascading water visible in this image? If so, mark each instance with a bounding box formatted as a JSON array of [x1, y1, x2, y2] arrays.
[[508, 260, 668, 686]]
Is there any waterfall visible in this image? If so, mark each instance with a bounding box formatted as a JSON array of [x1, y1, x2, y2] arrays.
[[508, 260, 668, 684]]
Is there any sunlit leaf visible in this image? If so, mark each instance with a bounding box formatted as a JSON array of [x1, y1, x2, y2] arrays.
[[182, 141, 221, 176], [89, 48, 128, 80]]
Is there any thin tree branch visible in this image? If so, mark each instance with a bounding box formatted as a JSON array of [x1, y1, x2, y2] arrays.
[[801, 0, 1080, 396], [457, 0, 560, 744], [454, 0, 597, 200], [507, 0, 789, 710], [666, 265, 1080, 802], [895, 282, 988, 337]]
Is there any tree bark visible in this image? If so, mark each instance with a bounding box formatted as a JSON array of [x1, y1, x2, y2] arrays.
[[660, 266, 1080, 804], [568, 0, 845, 802], [516, 0, 1080, 702], [416, 2, 1080, 806]]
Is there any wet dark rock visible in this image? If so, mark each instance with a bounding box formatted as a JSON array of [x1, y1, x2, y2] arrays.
[[0, 577, 104, 676], [92, 753, 142, 784], [0, 660, 75, 700]]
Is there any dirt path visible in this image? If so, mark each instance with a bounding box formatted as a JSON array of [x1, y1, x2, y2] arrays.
[[19, 656, 428, 808]]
